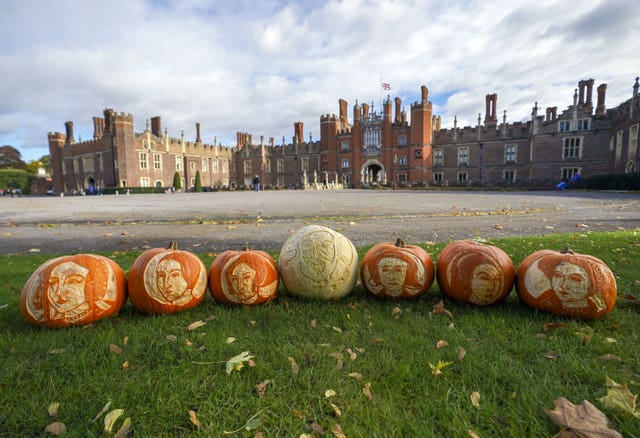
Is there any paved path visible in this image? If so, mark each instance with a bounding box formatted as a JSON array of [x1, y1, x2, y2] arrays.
[[1, 190, 638, 254]]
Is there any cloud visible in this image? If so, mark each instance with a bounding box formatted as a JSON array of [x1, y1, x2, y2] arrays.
[[0, 0, 638, 161]]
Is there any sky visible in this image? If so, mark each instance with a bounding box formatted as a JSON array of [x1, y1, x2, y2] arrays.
[[1, 0, 639, 163]]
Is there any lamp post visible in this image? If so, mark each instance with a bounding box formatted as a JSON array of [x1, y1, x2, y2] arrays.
[[393, 154, 397, 190]]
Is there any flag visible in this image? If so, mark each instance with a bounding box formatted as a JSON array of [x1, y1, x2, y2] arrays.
[[381, 82, 391, 90]]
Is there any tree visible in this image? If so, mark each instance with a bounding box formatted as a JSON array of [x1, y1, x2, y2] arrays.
[[0, 145, 27, 169], [194, 171, 203, 192], [173, 172, 182, 190], [26, 155, 51, 175]]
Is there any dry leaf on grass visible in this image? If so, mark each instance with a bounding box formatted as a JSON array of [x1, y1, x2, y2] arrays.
[[114, 417, 132, 438], [44, 422, 66, 435], [254, 380, 271, 398], [48, 402, 59, 417], [470, 391, 481, 408], [108, 343, 123, 354], [325, 389, 337, 398], [456, 346, 467, 362], [330, 403, 342, 418], [187, 320, 206, 331], [226, 351, 254, 374], [598, 376, 640, 418], [545, 397, 622, 438], [189, 410, 202, 429], [104, 409, 124, 433], [598, 354, 622, 362], [363, 383, 373, 400], [288, 357, 300, 375], [348, 372, 363, 381], [332, 423, 347, 438], [436, 340, 449, 349], [433, 300, 453, 318]]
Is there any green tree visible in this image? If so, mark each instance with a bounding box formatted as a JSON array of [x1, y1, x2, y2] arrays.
[[194, 171, 203, 192], [173, 172, 182, 190], [27, 155, 51, 175], [0, 145, 27, 169]]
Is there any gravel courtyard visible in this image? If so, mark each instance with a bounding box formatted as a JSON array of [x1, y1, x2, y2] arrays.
[[1, 190, 639, 254]]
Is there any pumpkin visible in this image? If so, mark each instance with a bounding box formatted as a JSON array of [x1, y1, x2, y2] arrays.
[[436, 240, 515, 305], [515, 247, 617, 319], [360, 238, 435, 298], [209, 248, 279, 305], [20, 254, 127, 328], [278, 225, 358, 300], [127, 241, 207, 314]]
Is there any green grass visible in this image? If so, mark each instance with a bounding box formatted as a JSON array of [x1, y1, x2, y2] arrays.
[[1, 230, 640, 437]]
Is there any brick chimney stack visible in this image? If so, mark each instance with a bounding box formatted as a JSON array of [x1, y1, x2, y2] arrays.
[[64, 121, 75, 144], [595, 84, 607, 115]]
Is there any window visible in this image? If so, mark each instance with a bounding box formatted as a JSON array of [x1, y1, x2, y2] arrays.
[[265, 159, 271, 174], [629, 124, 638, 157], [176, 156, 182, 171], [62, 161, 67, 175], [83, 156, 94, 172], [563, 137, 581, 159], [343, 175, 350, 185], [277, 159, 284, 173], [212, 159, 219, 173], [616, 130, 623, 161], [190, 162, 195, 171], [433, 149, 443, 166], [277, 176, 284, 187], [457, 147, 469, 165], [342, 159, 349, 168], [505, 144, 516, 163], [561, 167, 580, 180], [398, 155, 407, 166], [341, 140, 349, 152], [154, 154, 162, 170], [577, 119, 590, 130], [559, 120, 570, 132], [140, 177, 150, 187], [433, 173, 443, 184], [202, 159, 207, 172], [398, 135, 407, 146], [244, 160, 252, 174], [73, 158, 79, 173], [301, 156, 308, 172], [504, 170, 516, 183], [363, 125, 381, 156], [457, 172, 468, 183], [415, 149, 423, 158], [139, 153, 148, 170]]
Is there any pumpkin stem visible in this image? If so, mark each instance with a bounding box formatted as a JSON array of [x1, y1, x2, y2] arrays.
[[243, 245, 253, 251], [560, 246, 574, 254], [395, 238, 405, 248], [168, 241, 178, 250]]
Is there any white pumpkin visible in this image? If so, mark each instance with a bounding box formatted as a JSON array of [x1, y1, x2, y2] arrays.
[[278, 225, 358, 299]]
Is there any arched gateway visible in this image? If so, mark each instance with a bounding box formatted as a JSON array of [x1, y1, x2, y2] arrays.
[[361, 159, 386, 185]]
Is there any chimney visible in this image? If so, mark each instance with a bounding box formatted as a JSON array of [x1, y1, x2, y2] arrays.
[[294, 122, 304, 144], [595, 84, 607, 115], [338, 99, 348, 126], [484, 94, 498, 125], [151, 116, 162, 137], [394, 97, 402, 123], [64, 121, 75, 144], [195, 122, 202, 143], [92, 117, 104, 139], [421, 85, 428, 103]]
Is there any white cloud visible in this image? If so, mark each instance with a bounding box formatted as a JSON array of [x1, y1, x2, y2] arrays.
[[0, 0, 638, 162]]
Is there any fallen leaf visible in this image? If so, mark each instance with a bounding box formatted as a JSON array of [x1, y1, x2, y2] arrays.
[[493, 224, 503, 229], [187, 320, 206, 331], [48, 402, 59, 417], [433, 300, 453, 318], [166, 334, 177, 343], [545, 397, 622, 437], [468, 429, 481, 438], [223, 410, 263, 434], [254, 380, 271, 398], [346, 348, 357, 361], [363, 383, 373, 400], [122, 361, 129, 369], [49, 348, 65, 355], [325, 389, 337, 398], [287, 356, 300, 376], [392, 307, 402, 318], [306, 421, 324, 434], [330, 402, 342, 418], [329, 352, 344, 370], [429, 360, 454, 377], [108, 343, 123, 354], [310, 319, 317, 329], [189, 410, 202, 429], [598, 354, 622, 362], [226, 351, 254, 374], [89, 401, 112, 425], [456, 347, 467, 362], [114, 417, 132, 438], [470, 391, 481, 408], [332, 423, 347, 438], [436, 340, 449, 349], [333, 326, 343, 334], [226, 337, 236, 344], [606, 337, 617, 344], [543, 351, 561, 360], [598, 376, 640, 418], [44, 422, 66, 435], [104, 408, 124, 433], [619, 293, 638, 302]]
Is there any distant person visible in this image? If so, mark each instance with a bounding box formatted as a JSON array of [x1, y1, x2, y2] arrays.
[[253, 175, 260, 191]]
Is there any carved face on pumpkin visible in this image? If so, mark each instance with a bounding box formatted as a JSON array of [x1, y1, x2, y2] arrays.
[[377, 257, 408, 295], [156, 258, 189, 303], [446, 253, 505, 305], [48, 261, 90, 320], [230, 262, 257, 300], [299, 230, 337, 279]]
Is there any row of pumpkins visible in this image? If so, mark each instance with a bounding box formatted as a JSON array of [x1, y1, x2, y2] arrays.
[[20, 225, 617, 328]]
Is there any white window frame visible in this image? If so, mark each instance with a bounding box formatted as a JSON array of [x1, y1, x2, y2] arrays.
[[342, 159, 349, 169], [505, 144, 517, 163], [139, 152, 148, 170], [457, 147, 469, 165], [563, 137, 582, 159], [433, 149, 443, 166], [154, 154, 162, 170]]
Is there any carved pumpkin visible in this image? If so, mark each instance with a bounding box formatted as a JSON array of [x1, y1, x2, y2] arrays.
[[209, 248, 279, 305], [127, 242, 207, 314], [515, 247, 617, 319], [361, 238, 435, 298], [278, 225, 358, 300], [20, 254, 127, 328], [436, 240, 515, 305]]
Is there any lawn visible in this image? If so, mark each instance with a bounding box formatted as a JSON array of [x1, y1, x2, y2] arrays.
[[1, 230, 639, 437]]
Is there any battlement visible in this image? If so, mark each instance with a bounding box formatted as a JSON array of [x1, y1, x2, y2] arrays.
[[321, 114, 338, 123]]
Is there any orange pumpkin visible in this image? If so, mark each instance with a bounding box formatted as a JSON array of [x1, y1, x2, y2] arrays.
[[360, 238, 435, 298], [515, 247, 617, 319], [127, 242, 207, 314], [436, 240, 515, 305], [209, 248, 279, 305], [20, 254, 127, 328]]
